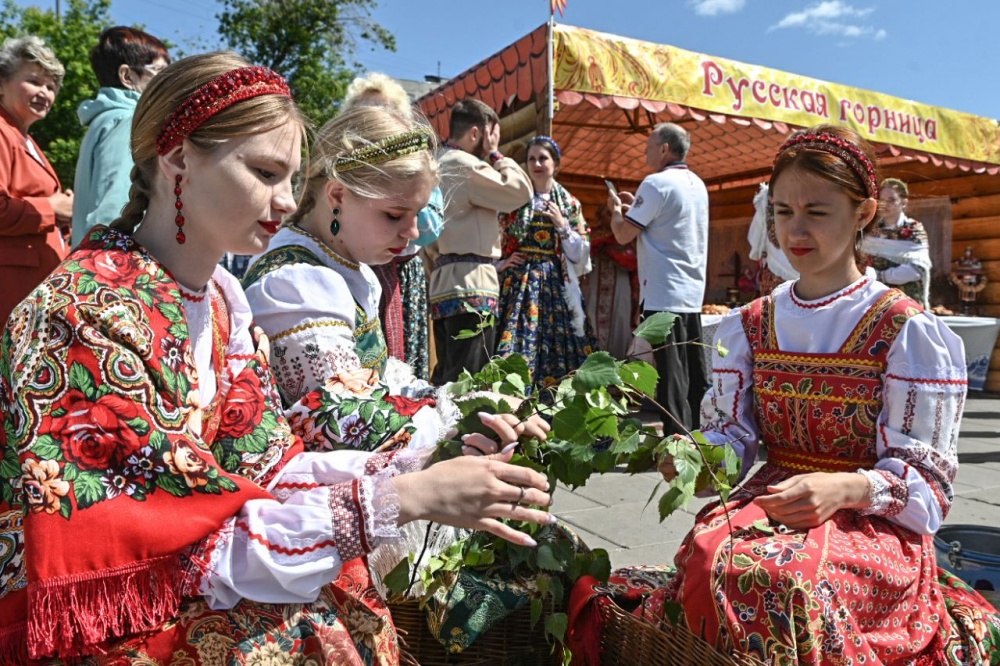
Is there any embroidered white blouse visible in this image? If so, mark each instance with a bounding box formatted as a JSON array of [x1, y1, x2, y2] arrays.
[[178, 264, 429, 609], [699, 269, 966, 536]]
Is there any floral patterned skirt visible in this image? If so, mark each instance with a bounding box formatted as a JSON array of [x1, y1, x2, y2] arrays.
[[496, 256, 595, 389], [603, 468, 1000, 665], [397, 256, 429, 381]]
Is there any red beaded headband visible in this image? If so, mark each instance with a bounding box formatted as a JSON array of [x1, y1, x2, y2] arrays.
[[155, 66, 292, 155], [774, 132, 879, 199]]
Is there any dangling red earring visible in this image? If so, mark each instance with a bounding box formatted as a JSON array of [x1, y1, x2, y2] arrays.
[[174, 174, 186, 244]]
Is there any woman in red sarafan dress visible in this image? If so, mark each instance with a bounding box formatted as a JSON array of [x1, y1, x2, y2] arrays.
[[0, 53, 554, 665], [569, 125, 1000, 665]]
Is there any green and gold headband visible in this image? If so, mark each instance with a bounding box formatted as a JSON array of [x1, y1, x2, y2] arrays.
[[333, 129, 434, 173]]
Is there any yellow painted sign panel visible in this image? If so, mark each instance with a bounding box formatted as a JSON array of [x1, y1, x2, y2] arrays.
[[553, 25, 1000, 165]]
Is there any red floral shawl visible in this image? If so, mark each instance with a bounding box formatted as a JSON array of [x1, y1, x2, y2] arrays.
[[0, 228, 302, 661]]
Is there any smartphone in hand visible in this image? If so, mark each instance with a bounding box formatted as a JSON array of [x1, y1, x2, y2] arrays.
[[603, 178, 617, 196]]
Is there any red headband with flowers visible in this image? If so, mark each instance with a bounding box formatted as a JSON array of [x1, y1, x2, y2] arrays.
[[155, 66, 292, 155], [774, 132, 879, 199]]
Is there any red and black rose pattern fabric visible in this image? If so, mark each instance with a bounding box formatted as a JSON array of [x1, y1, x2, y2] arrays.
[[0, 227, 303, 662]]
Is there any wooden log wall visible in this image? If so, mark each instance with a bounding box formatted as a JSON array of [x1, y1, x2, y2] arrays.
[[939, 172, 1000, 393]]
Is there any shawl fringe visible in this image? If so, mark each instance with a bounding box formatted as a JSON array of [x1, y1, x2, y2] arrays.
[[27, 555, 183, 660]]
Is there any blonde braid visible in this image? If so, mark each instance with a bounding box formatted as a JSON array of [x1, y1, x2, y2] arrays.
[[110, 164, 152, 234]]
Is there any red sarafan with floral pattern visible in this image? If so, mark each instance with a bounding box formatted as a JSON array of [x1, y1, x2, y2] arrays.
[[640, 288, 1000, 665], [0, 228, 405, 664]]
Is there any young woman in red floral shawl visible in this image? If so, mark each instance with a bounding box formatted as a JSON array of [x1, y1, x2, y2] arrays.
[[0, 52, 554, 665]]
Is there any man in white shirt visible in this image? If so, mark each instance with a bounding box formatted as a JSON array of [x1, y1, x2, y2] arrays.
[[609, 122, 710, 435]]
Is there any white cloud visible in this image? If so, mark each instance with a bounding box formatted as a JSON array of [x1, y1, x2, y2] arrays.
[[688, 0, 746, 16], [769, 1, 886, 41]]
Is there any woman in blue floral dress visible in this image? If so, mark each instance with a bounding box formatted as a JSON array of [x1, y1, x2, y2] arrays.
[[496, 136, 596, 389]]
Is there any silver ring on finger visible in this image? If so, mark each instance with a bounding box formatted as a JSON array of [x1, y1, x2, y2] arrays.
[[516, 486, 526, 505]]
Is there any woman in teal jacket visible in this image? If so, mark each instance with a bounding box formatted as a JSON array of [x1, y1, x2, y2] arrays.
[[71, 27, 169, 245]]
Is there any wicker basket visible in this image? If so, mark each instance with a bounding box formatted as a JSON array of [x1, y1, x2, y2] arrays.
[[598, 601, 764, 666], [389, 600, 562, 666]]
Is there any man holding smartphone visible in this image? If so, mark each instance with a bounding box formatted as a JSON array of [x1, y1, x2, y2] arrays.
[[427, 99, 532, 383], [608, 122, 710, 436]]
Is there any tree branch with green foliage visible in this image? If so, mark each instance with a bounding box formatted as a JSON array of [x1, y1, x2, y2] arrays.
[[384, 313, 743, 655], [216, 0, 395, 124]]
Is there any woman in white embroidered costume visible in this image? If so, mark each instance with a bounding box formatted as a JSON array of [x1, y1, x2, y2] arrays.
[[0, 52, 553, 665], [338, 72, 442, 381], [571, 124, 1000, 665], [863, 177, 933, 308]]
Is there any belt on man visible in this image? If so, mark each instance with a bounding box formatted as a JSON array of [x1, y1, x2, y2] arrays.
[[433, 253, 494, 269]]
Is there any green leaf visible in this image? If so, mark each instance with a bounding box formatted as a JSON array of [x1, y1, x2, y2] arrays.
[[544, 612, 568, 642], [618, 361, 659, 397], [530, 596, 543, 629], [503, 372, 526, 395], [548, 575, 565, 606], [536, 544, 562, 571], [551, 405, 587, 441], [658, 484, 693, 521], [158, 302, 185, 324], [218, 477, 239, 492], [610, 430, 642, 456], [592, 450, 617, 473], [358, 399, 376, 422], [384, 558, 412, 595], [666, 437, 702, 486], [62, 462, 79, 482], [737, 570, 754, 596], [663, 601, 684, 626], [723, 443, 742, 481], [584, 387, 612, 410], [30, 434, 62, 461], [73, 470, 106, 509], [371, 410, 387, 435], [58, 495, 72, 519], [754, 566, 772, 588], [715, 339, 729, 358], [584, 407, 617, 438], [732, 553, 754, 568], [68, 362, 97, 400], [584, 549, 612, 583], [148, 430, 171, 453], [572, 352, 621, 392], [452, 328, 482, 340], [156, 472, 190, 498], [126, 417, 151, 437], [633, 312, 679, 345]]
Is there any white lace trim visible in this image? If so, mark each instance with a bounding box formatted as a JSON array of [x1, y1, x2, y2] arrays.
[[383, 356, 420, 393], [367, 469, 403, 542], [885, 361, 967, 387], [433, 385, 462, 440], [857, 468, 891, 516], [774, 269, 879, 319]]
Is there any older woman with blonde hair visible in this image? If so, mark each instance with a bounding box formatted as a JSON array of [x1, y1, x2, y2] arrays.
[[0, 35, 73, 324]]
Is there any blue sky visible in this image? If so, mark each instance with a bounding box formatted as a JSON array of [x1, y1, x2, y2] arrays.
[[30, 0, 1000, 119]]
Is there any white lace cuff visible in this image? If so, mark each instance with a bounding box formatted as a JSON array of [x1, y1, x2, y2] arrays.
[[856, 468, 907, 517], [368, 467, 403, 542]]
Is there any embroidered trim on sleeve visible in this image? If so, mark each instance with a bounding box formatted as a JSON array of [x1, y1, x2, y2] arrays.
[[857, 468, 908, 518], [329, 480, 368, 561]]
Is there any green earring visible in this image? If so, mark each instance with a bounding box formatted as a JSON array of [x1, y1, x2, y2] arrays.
[[330, 207, 341, 236]]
